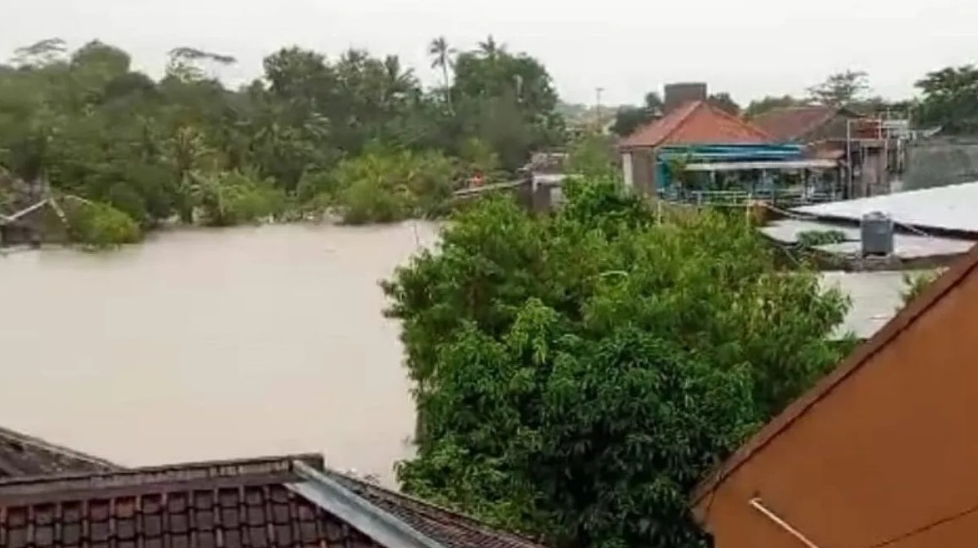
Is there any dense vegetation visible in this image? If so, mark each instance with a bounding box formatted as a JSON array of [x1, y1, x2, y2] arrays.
[[383, 179, 854, 548], [0, 36, 565, 245]]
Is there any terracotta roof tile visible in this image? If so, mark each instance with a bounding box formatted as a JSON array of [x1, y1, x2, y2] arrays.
[[0, 455, 379, 548], [751, 105, 844, 142], [0, 426, 119, 478], [620, 101, 771, 149], [0, 453, 550, 548]]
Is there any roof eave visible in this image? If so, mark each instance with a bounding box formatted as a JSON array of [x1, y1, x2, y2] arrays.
[[689, 242, 978, 510], [288, 460, 449, 548]]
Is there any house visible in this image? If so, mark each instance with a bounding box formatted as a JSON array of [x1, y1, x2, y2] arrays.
[[619, 100, 772, 195], [753, 105, 907, 198], [0, 425, 118, 478], [690, 242, 978, 548], [0, 435, 546, 548]]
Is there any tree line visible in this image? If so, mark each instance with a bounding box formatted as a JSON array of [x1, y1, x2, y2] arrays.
[[0, 36, 564, 245], [610, 67, 978, 137]]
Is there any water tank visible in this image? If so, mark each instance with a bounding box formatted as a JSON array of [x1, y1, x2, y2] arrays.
[[860, 211, 894, 256], [664, 82, 708, 114]]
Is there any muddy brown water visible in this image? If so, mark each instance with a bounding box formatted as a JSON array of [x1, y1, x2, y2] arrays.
[[0, 222, 440, 485]]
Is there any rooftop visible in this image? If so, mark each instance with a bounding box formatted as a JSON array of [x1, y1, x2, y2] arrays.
[[692, 235, 978, 507], [760, 218, 974, 261], [821, 270, 929, 340], [751, 105, 859, 142], [0, 453, 545, 548], [619, 101, 771, 149], [793, 181, 978, 235], [0, 425, 119, 478]]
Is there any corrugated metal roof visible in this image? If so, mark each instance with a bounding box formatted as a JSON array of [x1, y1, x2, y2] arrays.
[[821, 270, 918, 340], [793, 181, 978, 234], [760, 219, 973, 259]]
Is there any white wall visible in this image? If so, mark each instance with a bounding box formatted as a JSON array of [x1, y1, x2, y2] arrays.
[[622, 152, 634, 189]]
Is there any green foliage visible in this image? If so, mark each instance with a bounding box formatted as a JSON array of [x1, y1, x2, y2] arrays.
[[382, 178, 851, 548], [566, 133, 617, 178], [0, 36, 566, 236], [915, 65, 978, 133], [330, 148, 458, 224], [899, 270, 940, 307], [65, 199, 142, 249], [796, 229, 848, 248]]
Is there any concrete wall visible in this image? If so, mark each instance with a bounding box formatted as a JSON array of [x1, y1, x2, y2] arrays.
[[694, 262, 978, 548], [903, 137, 978, 190]]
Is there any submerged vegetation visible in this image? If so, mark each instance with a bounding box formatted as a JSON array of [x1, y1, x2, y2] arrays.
[[0, 36, 565, 247]]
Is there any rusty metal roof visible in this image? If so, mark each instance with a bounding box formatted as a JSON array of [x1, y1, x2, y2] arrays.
[[0, 425, 119, 478], [619, 101, 771, 149], [0, 454, 549, 548]]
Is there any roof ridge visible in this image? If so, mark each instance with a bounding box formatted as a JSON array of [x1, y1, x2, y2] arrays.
[[690, 241, 978, 506], [656, 100, 707, 145], [701, 101, 771, 140], [0, 425, 120, 471], [329, 471, 544, 546], [0, 453, 324, 495]]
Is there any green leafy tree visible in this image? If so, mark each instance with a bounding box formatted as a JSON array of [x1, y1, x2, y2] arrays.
[[807, 70, 871, 107], [914, 65, 978, 133], [382, 179, 851, 548]]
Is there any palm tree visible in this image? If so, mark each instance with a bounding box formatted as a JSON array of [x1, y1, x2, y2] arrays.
[[477, 35, 504, 60], [427, 36, 456, 89]]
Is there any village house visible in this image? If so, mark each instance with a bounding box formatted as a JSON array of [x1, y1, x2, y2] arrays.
[[690, 241, 978, 548], [618, 84, 841, 204], [752, 105, 908, 199], [0, 426, 545, 548]]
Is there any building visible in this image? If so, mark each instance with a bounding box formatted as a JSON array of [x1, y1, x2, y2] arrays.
[[0, 427, 545, 548], [0, 425, 118, 478], [690, 242, 978, 548], [619, 99, 772, 195], [753, 105, 909, 198]]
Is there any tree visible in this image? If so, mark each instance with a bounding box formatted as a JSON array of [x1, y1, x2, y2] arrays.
[[0, 35, 569, 234], [914, 65, 978, 134], [807, 70, 871, 106], [428, 36, 456, 93], [743, 95, 805, 119], [708, 92, 740, 116], [382, 179, 852, 548], [610, 92, 664, 137]]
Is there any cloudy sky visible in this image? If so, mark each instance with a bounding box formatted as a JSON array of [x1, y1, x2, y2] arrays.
[[5, 0, 978, 106]]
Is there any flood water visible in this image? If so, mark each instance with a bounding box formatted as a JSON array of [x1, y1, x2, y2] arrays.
[[0, 222, 440, 485]]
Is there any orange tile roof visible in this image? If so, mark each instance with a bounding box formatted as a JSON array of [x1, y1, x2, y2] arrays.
[[619, 101, 772, 149], [752, 105, 866, 142]]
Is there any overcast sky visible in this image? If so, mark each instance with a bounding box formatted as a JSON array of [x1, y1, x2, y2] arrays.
[[5, 0, 978, 106]]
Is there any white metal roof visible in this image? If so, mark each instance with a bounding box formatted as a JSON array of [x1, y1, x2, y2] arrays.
[[685, 159, 838, 172], [793, 181, 978, 234], [760, 219, 974, 259]]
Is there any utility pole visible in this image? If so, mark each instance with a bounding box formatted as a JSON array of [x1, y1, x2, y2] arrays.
[[595, 87, 604, 133]]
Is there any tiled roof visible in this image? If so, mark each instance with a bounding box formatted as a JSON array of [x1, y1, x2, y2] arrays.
[[329, 471, 544, 548], [752, 105, 857, 142], [0, 426, 119, 478], [619, 101, 771, 149], [0, 454, 550, 548]]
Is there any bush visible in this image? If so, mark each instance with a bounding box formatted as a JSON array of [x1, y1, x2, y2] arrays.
[[196, 170, 286, 227], [66, 199, 142, 249], [329, 148, 458, 224], [382, 178, 851, 548]]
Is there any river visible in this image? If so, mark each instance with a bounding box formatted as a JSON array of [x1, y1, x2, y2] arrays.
[[0, 222, 440, 485]]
